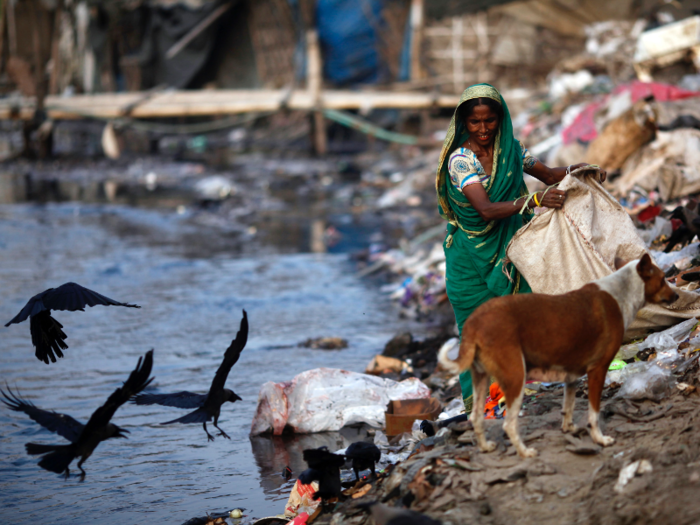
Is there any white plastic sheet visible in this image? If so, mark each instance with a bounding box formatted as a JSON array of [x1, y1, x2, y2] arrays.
[[250, 368, 431, 436]]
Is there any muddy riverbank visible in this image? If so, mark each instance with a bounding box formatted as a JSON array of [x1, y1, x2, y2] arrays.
[[317, 366, 700, 525]]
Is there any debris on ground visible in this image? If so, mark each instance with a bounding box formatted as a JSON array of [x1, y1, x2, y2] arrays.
[[299, 338, 349, 350]]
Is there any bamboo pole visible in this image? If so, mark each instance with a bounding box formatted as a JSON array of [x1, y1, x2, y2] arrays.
[[49, 0, 64, 95], [409, 0, 424, 80], [31, 0, 45, 111], [452, 16, 463, 94], [0, 89, 462, 120], [0, 0, 6, 74], [306, 28, 326, 155], [6, 0, 15, 57], [165, 2, 231, 60]]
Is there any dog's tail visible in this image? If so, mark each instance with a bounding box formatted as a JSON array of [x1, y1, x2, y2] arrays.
[[438, 334, 476, 375]]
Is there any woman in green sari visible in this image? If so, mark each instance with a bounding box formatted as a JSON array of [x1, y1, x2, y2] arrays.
[[436, 84, 606, 411]]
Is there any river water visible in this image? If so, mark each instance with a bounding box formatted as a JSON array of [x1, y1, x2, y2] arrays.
[[0, 202, 423, 524]]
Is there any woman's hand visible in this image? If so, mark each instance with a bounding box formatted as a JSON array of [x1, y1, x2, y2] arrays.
[[568, 162, 607, 182], [537, 188, 567, 209]]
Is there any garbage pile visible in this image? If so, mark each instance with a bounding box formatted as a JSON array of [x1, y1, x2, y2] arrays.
[[363, 15, 700, 330], [255, 317, 700, 524]]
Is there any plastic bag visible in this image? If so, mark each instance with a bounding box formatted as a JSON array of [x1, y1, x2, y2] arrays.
[[250, 368, 431, 435], [616, 363, 673, 401], [637, 216, 672, 246], [437, 398, 465, 420], [617, 317, 697, 359], [651, 243, 700, 271]]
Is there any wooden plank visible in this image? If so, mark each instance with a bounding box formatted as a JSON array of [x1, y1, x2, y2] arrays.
[[0, 89, 461, 120]]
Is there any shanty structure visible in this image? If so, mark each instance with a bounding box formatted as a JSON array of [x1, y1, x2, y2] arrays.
[[0, 0, 695, 156]]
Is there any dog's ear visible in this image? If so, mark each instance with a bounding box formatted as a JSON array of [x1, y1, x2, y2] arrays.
[[636, 253, 655, 277], [614, 257, 628, 270]]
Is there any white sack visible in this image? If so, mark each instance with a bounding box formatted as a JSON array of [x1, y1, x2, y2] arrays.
[[506, 167, 700, 339], [250, 367, 431, 436]]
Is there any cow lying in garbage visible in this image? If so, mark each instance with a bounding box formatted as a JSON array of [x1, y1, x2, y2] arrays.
[[439, 254, 678, 458]]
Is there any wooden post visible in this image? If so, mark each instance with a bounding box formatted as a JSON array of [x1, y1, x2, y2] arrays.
[[49, 0, 64, 95], [409, 0, 424, 81], [0, 0, 6, 75], [306, 28, 326, 156], [452, 16, 463, 94], [6, 0, 16, 58], [31, 0, 46, 111]]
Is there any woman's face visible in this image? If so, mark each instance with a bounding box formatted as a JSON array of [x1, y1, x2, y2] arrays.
[[465, 104, 499, 149]]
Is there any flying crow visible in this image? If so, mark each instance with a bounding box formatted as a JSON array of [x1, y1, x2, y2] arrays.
[[132, 310, 248, 441], [5, 282, 141, 364], [1, 349, 154, 480]]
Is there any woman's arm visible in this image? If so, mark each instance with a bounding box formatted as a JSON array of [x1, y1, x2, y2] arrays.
[[526, 160, 607, 184], [462, 182, 566, 222]]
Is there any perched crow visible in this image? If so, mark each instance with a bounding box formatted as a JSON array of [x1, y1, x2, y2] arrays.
[[301, 446, 346, 500], [1, 349, 154, 480], [133, 310, 248, 441], [356, 501, 442, 525], [5, 282, 141, 364], [665, 204, 700, 253], [344, 441, 381, 482]]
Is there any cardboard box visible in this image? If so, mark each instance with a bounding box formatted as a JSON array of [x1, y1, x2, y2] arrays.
[[385, 398, 442, 437]]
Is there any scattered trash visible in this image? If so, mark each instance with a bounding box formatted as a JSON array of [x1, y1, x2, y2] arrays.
[[385, 398, 442, 437], [614, 459, 653, 493], [617, 363, 674, 401], [250, 368, 431, 435], [365, 355, 413, 375], [284, 479, 322, 520], [299, 337, 348, 350]]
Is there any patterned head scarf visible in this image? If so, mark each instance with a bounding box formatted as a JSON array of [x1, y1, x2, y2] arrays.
[[435, 83, 529, 237]]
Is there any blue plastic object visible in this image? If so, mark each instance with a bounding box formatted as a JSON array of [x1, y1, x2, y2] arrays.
[[316, 0, 384, 85]]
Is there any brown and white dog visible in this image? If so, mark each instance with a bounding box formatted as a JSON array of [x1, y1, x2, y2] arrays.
[[438, 253, 678, 457]]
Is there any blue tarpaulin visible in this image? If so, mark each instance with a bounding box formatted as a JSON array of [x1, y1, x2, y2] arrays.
[[316, 0, 385, 85]]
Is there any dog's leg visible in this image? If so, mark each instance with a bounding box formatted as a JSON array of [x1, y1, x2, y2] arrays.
[[470, 365, 495, 453], [586, 365, 615, 447], [561, 380, 579, 433], [502, 356, 537, 458]]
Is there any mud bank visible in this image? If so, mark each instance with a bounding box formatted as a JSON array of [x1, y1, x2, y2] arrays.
[[317, 360, 700, 525]]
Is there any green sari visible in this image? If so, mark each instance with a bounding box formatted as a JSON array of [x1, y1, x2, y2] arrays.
[[436, 84, 532, 412]]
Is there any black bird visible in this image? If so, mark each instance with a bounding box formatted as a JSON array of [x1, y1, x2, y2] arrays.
[[301, 446, 346, 500], [664, 203, 700, 253], [356, 501, 442, 525], [1, 349, 154, 480], [5, 282, 141, 364], [344, 441, 381, 482], [664, 224, 695, 253], [133, 310, 248, 441]]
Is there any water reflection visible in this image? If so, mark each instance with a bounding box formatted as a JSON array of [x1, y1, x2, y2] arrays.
[[250, 427, 366, 498], [0, 203, 422, 523]]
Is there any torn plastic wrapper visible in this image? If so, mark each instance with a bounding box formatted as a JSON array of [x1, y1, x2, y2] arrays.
[[284, 480, 321, 520]]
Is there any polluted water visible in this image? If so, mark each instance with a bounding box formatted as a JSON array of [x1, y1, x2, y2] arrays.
[[0, 202, 424, 524]]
